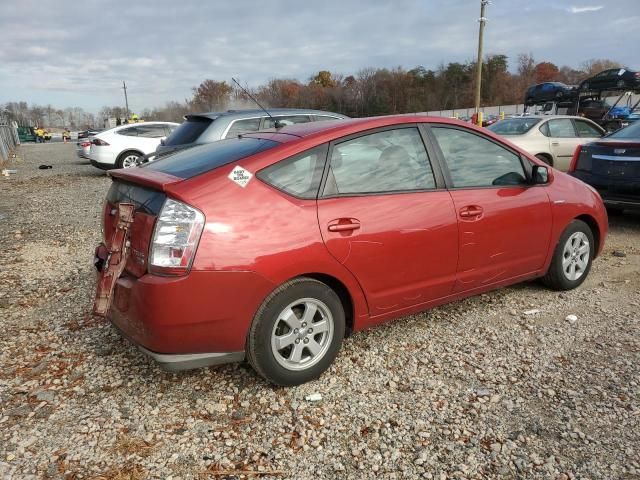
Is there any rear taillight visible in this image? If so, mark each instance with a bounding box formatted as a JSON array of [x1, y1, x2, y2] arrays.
[[568, 145, 582, 172], [81, 141, 91, 147], [92, 138, 109, 146], [149, 199, 204, 276]]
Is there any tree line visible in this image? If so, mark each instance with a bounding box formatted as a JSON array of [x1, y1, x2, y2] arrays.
[[2, 54, 623, 128]]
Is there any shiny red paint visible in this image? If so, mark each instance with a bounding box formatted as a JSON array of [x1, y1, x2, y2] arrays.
[[100, 115, 608, 356]]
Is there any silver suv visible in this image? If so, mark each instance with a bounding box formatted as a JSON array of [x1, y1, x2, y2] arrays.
[[155, 108, 347, 157]]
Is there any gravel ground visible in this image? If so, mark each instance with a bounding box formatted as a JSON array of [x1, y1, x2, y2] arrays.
[[1, 143, 639, 480]]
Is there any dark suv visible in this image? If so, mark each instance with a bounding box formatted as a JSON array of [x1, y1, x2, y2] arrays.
[[154, 108, 348, 158]]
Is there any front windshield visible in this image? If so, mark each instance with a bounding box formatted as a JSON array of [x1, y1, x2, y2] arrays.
[[488, 118, 542, 135], [608, 120, 640, 140]]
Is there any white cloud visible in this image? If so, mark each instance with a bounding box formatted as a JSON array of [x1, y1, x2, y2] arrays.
[[568, 5, 604, 13], [0, 0, 634, 111]]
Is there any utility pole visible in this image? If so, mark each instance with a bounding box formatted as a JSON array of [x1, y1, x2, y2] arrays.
[[474, 0, 489, 124], [122, 81, 130, 118]]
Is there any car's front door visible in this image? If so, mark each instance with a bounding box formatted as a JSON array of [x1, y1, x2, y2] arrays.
[[428, 125, 552, 293], [317, 126, 458, 317]]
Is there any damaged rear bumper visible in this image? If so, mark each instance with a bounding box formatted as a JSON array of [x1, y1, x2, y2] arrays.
[[114, 323, 244, 372]]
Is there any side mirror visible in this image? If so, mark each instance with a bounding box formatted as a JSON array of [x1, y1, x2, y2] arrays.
[[160, 138, 166, 145], [531, 165, 549, 185]]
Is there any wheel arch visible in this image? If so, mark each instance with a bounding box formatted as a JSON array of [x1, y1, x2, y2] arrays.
[[116, 149, 144, 165], [574, 214, 601, 258], [296, 273, 355, 337], [535, 152, 554, 166]]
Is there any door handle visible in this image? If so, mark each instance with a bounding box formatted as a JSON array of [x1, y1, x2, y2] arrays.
[[459, 206, 483, 218], [551, 142, 560, 146], [328, 219, 361, 232]]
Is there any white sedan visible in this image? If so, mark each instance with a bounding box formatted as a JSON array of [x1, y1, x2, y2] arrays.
[[88, 122, 179, 170], [488, 115, 605, 171]]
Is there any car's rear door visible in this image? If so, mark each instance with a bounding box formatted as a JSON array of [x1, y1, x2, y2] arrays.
[[427, 125, 552, 293], [545, 118, 582, 171], [573, 118, 605, 145], [317, 125, 458, 318], [134, 124, 169, 154]]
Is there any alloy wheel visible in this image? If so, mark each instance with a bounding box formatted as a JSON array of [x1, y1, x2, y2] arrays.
[[121, 154, 140, 168], [561, 232, 590, 281], [270, 298, 334, 371]]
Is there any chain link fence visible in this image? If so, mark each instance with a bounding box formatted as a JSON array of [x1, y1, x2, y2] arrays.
[[0, 112, 20, 165]]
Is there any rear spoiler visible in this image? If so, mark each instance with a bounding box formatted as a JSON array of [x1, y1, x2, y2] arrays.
[[108, 168, 183, 191]]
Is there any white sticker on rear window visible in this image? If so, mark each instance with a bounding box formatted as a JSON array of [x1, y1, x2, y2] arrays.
[[228, 165, 253, 187]]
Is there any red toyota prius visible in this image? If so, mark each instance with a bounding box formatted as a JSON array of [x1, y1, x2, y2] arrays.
[[93, 115, 607, 386]]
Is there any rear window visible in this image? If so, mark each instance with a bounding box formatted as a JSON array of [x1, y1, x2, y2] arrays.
[[608, 121, 640, 139], [164, 117, 213, 146], [257, 144, 328, 199], [488, 118, 542, 135], [142, 137, 279, 179]]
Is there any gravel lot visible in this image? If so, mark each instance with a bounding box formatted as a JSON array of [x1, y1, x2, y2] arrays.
[[1, 143, 639, 479]]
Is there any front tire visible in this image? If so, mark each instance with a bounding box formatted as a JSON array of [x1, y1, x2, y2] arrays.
[[247, 278, 345, 386], [541, 220, 594, 290]]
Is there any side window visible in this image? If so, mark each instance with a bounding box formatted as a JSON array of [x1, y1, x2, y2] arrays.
[[263, 115, 312, 129], [117, 127, 138, 136], [547, 119, 576, 138], [574, 120, 603, 138], [312, 115, 340, 122], [324, 127, 436, 195], [257, 145, 328, 199], [539, 122, 550, 137], [137, 125, 166, 138], [431, 127, 527, 188], [225, 118, 261, 138]]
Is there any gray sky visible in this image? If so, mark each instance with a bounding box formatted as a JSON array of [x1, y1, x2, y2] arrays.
[[0, 0, 636, 112]]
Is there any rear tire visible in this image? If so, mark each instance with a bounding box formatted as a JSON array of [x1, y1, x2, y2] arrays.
[[247, 278, 345, 386], [541, 220, 594, 291], [116, 150, 142, 169]]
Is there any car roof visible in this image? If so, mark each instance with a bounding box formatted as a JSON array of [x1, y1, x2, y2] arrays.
[[187, 108, 348, 120], [241, 115, 465, 144], [101, 121, 179, 134], [503, 115, 594, 120]]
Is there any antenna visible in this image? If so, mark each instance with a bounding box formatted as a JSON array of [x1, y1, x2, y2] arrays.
[[231, 77, 283, 129]]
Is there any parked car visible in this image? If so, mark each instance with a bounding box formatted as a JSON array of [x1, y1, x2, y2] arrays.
[[76, 140, 92, 159], [88, 122, 179, 170], [525, 82, 576, 105], [153, 108, 347, 159], [78, 129, 103, 140], [93, 115, 607, 386], [488, 115, 605, 170], [569, 120, 640, 212], [579, 68, 640, 91], [482, 114, 499, 127]]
